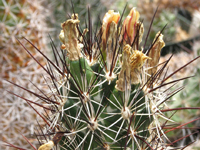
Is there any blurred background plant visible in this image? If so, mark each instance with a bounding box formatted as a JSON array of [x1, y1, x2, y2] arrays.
[[0, 0, 50, 149], [1, 0, 200, 149], [47, 0, 107, 44]]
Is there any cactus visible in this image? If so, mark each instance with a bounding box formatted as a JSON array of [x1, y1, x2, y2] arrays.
[[4, 4, 200, 150]]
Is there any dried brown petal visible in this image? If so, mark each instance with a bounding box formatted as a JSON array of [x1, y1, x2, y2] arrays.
[[147, 32, 165, 76], [59, 14, 83, 60], [102, 10, 120, 50], [106, 21, 118, 71], [137, 22, 144, 46], [115, 44, 132, 91]]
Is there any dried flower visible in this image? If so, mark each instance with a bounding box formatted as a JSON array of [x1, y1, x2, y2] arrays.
[[102, 10, 120, 50], [101, 10, 120, 83], [116, 44, 150, 90], [59, 14, 83, 60], [147, 32, 165, 78], [130, 48, 151, 84]]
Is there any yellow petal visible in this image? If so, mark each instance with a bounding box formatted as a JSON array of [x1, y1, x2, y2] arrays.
[[38, 141, 54, 150]]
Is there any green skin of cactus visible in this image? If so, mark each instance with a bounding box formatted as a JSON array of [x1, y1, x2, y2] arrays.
[[60, 57, 149, 149]]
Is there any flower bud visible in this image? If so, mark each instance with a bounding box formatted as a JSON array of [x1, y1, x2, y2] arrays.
[[120, 8, 143, 47]]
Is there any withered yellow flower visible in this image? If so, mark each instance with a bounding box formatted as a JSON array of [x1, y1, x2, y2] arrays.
[[147, 32, 165, 77], [102, 10, 120, 49], [59, 14, 83, 60], [130, 49, 151, 84], [130, 50, 150, 69], [116, 44, 150, 91]]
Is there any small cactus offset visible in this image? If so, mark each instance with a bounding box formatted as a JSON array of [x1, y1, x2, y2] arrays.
[[5, 4, 200, 150]]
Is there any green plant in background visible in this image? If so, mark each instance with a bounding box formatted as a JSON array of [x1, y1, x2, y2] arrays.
[[4, 3, 200, 150], [165, 45, 200, 146], [151, 10, 176, 43]]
